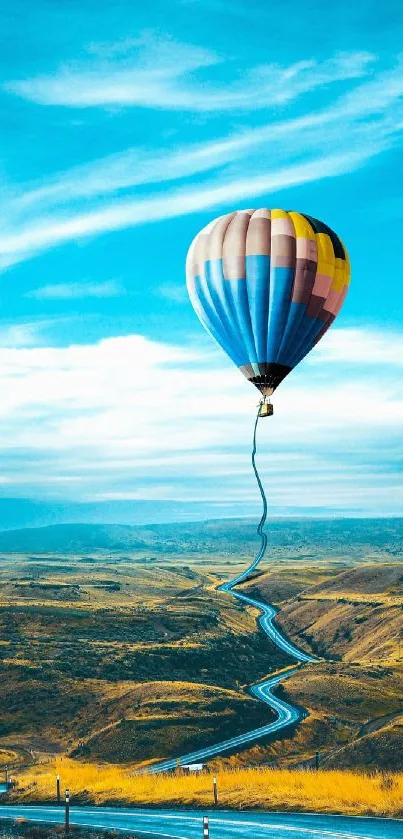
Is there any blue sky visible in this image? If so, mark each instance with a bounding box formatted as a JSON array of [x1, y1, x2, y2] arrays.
[[0, 0, 402, 526]]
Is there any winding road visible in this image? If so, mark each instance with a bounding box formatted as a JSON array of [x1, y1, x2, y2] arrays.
[[147, 584, 315, 773]]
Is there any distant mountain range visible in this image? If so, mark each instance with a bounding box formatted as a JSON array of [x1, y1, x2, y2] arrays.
[[0, 517, 402, 555], [0, 497, 391, 533], [0, 497, 216, 532]]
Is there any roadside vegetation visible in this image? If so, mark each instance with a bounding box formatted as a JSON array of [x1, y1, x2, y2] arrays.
[[0, 751, 19, 768], [10, 758, 403, 817], [0, 823, 138, 839]]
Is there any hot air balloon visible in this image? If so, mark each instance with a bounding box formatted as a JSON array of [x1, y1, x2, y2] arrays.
[[186, 209, 350, 415]]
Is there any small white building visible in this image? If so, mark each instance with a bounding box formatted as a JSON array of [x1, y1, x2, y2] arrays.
[[181, 763, 206, 774]]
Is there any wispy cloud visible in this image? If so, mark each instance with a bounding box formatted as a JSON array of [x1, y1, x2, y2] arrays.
[[0, 317, 76, 347], [1, 51, 403, 271], [27, 279, 124, 300], [0, 326, 402, 513], [12, 139, 242, 211], [157, 283, 189, 303], [0, 147, 374, 270], [4, 38, 373, 111], [0, 322, 43, 348]]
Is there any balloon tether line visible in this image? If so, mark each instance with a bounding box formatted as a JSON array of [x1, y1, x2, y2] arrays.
[[223, 402, 268, 591], [251, 402, 268, 575]]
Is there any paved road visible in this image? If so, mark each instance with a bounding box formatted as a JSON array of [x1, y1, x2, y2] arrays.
[[0, 801, 402, 839], [147, 582, 315, 772], [228, 587, 315, 664], [147, 665, 300, 772]]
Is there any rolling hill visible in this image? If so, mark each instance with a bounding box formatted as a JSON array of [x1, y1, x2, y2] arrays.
[[242, 561, 403, 769], [0, 517, 402, 556]]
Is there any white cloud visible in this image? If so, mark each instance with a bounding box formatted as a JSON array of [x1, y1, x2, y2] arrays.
[[4, 39, 373, 111], [311, 327, 403, 366], [27, 279, 124, 300], [0, 326, 402, 513]]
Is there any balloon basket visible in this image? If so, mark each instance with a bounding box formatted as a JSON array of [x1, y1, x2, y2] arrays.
[[259, 401, 273, 418]]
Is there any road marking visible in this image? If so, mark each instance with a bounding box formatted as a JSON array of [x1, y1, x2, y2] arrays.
[[0, 814, 188, 839], [209, 820, 374, 838], [70, 822, 188, 839], [71, 810, 379, 837], [0, 808, 399, 837]]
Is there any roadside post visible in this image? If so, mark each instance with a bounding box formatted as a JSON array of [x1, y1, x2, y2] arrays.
[[213, 776, 218, 806], [203, 815, 209, 838], [65, 789, 70, 833], [56, 774, 61, 804], [315, 751, 320, 770]]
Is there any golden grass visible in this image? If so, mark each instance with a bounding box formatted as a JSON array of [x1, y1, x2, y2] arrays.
[[0, 750, 18, 767], [300, 593, 402, 605], [12, 758, 403, 817]]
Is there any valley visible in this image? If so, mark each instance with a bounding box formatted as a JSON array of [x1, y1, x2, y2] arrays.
[[0, 517, 402, 772]]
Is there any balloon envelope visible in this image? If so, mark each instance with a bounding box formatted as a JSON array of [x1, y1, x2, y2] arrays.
[[186, 209, 350, 395]]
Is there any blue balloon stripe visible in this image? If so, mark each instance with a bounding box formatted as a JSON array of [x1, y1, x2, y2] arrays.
[[284, 315, 325, 368], [191, 274, 227, 351], [204, 259, 259, 367], [245, 255, 270, 364], [292, 328, 324, 369], [276, 301, 307, 366], [205, 260, 249, 366], [292, 320, 331, 368], [205, 260, 241, 351], [267, 266, 294, 360], [226, 277, 258, 365], [192, 274, 243, 365]]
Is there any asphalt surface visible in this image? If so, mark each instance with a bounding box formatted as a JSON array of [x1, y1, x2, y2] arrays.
[[0, 802, 402, 839], [147, 584, 315, 773], [230, 588, 315, 664]]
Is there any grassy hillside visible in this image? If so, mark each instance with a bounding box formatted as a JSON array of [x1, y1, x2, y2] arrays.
[[69, 680, 273, 764], [243, 561, 403, 769], [275, 564, 403, 662], [0, 553, 289, 765], [0, 749, 19, 767]]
